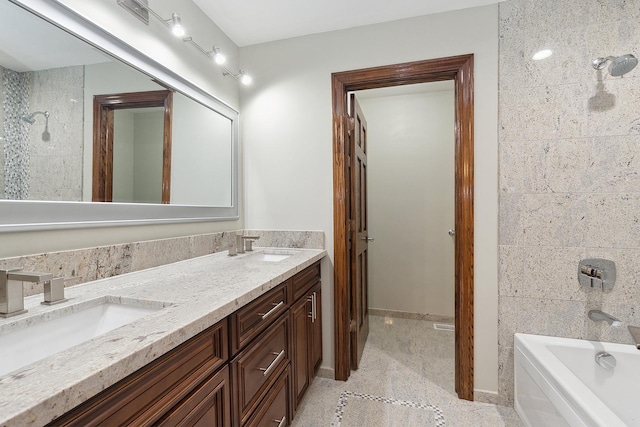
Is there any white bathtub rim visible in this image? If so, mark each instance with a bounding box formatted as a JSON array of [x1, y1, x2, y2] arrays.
[[514, 333, 629, 427]]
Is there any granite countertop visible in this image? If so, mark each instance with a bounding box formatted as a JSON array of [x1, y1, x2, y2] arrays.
[[0, 247, 326, 427]]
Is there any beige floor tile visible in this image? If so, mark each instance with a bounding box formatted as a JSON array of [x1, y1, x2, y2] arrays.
[[292, 315, 524, 427]]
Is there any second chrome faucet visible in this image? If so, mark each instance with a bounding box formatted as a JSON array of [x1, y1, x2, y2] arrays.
[[228, 234, 260, 256]]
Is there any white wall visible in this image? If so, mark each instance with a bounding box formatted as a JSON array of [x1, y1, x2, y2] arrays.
[[171, 93, 233, 206], [83, 61, 163, 201], [133, 110, 164, 203], [112, 110, 134, 202], [240, 5, 499, 392], [359, 88, 455, 317]]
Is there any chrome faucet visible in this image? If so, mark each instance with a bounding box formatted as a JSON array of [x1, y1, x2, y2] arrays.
[[229, 234, 260, 256], [0, 269, 67, 318], [241, 235, 260, 252], [588, 309, 622, 327]]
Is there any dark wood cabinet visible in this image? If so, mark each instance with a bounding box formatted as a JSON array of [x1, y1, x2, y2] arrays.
[[245, 366, 291, 427], [291, 292, 311, 405], [230, 281, 290, 355], [309, 282, 322, 378], [48, 260, 322, 427], [290, 264, 322, 413], [156, 365, 231, 427], [47, 319, 228, 427], [231, 313, 290, 426]]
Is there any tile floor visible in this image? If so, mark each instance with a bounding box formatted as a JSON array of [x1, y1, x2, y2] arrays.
[[291, 315, 524, 426]]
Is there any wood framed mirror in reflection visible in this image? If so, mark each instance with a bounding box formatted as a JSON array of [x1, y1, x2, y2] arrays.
[[0, 0, 238, 231]]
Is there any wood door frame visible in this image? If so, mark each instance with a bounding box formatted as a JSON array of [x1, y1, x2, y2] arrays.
[[92, 90, 173, 203], [331, 54, 475, 400]]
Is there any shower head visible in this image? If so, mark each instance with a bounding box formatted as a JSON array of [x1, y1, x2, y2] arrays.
[[592, 54, 638, 77], [22, 110, 50, 124]]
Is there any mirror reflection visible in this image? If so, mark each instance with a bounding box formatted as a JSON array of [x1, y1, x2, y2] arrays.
[[0, 1, 234, 207]]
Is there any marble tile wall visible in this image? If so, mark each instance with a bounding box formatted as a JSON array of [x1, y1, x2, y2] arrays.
[[498, 0, 640, 404], [246, 229, 324, 249], [0, 66, 4, 198], [0, 230, 324, 298], [0, 65, 83, 201], [28, 66, 84, 201], [1, 67, 31, 200]]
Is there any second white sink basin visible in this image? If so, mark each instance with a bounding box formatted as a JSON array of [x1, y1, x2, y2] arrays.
[[246, 249, 300, 262], [0, 296, 167, 378]]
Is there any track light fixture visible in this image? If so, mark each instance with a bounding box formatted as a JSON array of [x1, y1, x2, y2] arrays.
[[212, 48, 227, 65], [117, 0, 252, 86], [224, 69, 253, 86], [118, 0, 184, 38], [169, 13, 185, 37], [183, 38, 226, 66]]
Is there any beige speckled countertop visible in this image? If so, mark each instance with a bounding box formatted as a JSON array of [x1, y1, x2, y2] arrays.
[[0, 247, 326, 427]]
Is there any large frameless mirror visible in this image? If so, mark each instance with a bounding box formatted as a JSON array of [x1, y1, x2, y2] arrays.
[[0, 0, 238, 231]]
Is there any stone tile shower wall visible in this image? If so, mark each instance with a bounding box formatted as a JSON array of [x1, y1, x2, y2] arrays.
[[0, 67, 4, 198], [0, 65, 84, 201], [1, 67, 31, 199], [498, 0, 640, 404], [27, 66, 84, 201]]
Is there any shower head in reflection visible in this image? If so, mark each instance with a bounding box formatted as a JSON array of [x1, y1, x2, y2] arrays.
[[592, 54, 638, 77], [22, 110, 49, 124]]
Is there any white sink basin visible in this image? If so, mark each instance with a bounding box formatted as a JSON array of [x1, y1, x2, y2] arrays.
[[258, 253, 292, 262], [0, 296, 166, 378], [246, 249, 300, 262]]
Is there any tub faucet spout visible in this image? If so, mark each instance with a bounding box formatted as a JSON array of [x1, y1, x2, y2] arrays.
[[588, 309, 622, 327]]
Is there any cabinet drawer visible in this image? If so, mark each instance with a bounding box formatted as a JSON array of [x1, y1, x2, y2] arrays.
[[232, 313, 289, 426], [48, 319, 228, 427], [245, 365, 290, 427], [291, 262, 320, 302], [231, 282, 289, 354], [156, 365, 231, 427]]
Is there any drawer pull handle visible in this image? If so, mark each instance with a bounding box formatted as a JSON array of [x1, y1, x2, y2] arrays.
[[257, 301, 284, 320], [312, 292, 317, 322], [258, 349, 285, 377], [307, 292, 317, 322], [273, 416, 286, 427]]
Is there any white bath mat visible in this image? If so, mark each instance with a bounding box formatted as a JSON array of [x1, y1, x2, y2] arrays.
[[433, 323, 455, 331], [331, 391, 445, 427]]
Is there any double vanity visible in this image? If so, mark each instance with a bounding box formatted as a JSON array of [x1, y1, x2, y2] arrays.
[[0, 247, 326, 426]]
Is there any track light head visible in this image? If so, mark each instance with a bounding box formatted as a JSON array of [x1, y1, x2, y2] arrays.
[[170, 13, 185, 37]]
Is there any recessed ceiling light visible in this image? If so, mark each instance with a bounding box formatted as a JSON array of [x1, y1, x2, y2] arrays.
[[532, 49, 553, 61]]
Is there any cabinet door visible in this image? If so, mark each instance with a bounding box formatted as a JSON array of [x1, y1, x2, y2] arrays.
[[309, 283, 322, 378], [291, 294, 311, 411], [156, 365, 231, 427]]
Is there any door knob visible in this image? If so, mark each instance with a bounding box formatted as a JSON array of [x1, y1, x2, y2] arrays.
[[448, 229, 455, 237], [361, 237, 375, 242]]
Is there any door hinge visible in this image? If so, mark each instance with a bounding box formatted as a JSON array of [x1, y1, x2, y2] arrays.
[[347, 117, 355, 135], [349, 320, 357, 332]]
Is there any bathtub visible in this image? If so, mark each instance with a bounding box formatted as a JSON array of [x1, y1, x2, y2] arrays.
[[514, 333, 640, 427]]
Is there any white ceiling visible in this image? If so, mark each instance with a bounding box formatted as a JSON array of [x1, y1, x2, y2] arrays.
[[194, 0, 504, 47]]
